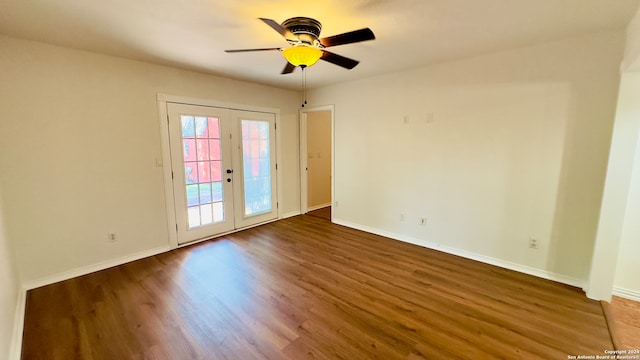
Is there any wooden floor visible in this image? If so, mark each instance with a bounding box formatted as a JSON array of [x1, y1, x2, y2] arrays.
[[22, 213, 615, 359], [602, 296, 640, 350], [306, 207, 331, 221]]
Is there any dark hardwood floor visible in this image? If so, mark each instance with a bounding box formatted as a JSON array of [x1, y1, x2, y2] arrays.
[[22, 214, 614, 359], [306, 207, 331, 221]]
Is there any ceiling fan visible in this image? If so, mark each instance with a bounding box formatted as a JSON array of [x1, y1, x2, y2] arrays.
[[225, 17, 375, 74]]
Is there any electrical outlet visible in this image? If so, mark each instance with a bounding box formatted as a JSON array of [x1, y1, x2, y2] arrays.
[[108, 233, 117, 242], [419, 218, 427, 225], [528, 237, 538, 249]]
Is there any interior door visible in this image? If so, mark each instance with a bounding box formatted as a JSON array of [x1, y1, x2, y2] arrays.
[[168, 103, 235, 243], [168, 103, 278, 244]]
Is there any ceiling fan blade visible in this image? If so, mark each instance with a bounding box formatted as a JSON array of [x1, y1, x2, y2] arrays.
[[320, 28, 375, 48], [225, 47, 281, 53], [259, 18, 292, 38], [281, 62, 296, 74], [320, 51, 360, 69]]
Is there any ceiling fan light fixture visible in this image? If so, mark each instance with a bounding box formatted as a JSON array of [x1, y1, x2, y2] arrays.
[[282, 46, 322, 67]]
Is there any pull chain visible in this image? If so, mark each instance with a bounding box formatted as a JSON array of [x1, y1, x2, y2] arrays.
[[301, 65, 308, 108]]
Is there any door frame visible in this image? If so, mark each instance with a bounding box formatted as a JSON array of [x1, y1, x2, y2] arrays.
[[157, 94, 282, 249], [299, 105, 334, 218]]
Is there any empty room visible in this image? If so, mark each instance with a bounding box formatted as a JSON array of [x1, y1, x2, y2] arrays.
[[1, 0, 640, 359]]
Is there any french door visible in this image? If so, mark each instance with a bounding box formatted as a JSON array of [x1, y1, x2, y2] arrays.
[[167, 103, 277, 244]]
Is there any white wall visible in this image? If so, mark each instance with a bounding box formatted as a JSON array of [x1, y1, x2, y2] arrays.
[[612, 11, 640, 300], [615, 94, 640, 296], [590, 72, 640, 300], [589, 5, 640, 301], [309, 30, 625, 285], [621, 6, 640, 72], [0, 186, 19, 360], [0, 35, 300, 285]]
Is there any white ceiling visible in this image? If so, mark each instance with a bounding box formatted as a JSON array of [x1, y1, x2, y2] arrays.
[[1, 0, 638, 90]]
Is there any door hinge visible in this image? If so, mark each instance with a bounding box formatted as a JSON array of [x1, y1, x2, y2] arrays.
[[175, 224, 178, 231], [171, 171, 174, 179], [277, 202, 279, 209], [275, 163, 278, 170], [166, 114, 169, 124]]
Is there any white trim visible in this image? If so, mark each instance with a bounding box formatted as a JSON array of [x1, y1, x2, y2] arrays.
[[332, 218, 586, 289], [299, 111, 308, 214], [613, 286, 640, 302], [8, 289, 26, 360], [275, 112, 283, 220], [22, 246, 170, 291], [307, 203, 331, 212], [282, 210, 301, 219], [299, 105, 335, 219], [157, 97, 179, 250], [157, 94, 279, 114], [330, 107, 335, 223]]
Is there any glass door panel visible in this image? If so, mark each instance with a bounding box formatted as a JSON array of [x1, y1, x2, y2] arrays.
[[241, 119, 272, 216], [183, 116, 223, 227], [232, 111, 278, 228]]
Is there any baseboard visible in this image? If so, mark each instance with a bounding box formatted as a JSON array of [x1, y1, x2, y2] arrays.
[[8, 288, 26, 360], [281, 210, 301, 219], [332, 218, 586, 289], [613, 286, 640, 302], [22, 245, 171, 291], [306, 203, 331, 212], [13, 246, 171, 358]]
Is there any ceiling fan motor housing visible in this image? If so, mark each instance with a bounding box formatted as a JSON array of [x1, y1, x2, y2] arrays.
[[225, 16, 374, 73], [282, 17, 322, 45]]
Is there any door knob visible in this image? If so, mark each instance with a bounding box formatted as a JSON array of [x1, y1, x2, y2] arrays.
[[226, 169, 233, 174], [227, 178, 231, 182]]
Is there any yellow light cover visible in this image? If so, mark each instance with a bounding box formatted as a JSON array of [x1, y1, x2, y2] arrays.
[[282, 46, 322, 67]]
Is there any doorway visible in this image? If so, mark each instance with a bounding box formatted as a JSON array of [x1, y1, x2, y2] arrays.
[[160, 98, 279, 246], [300, 106, 334, 218]]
